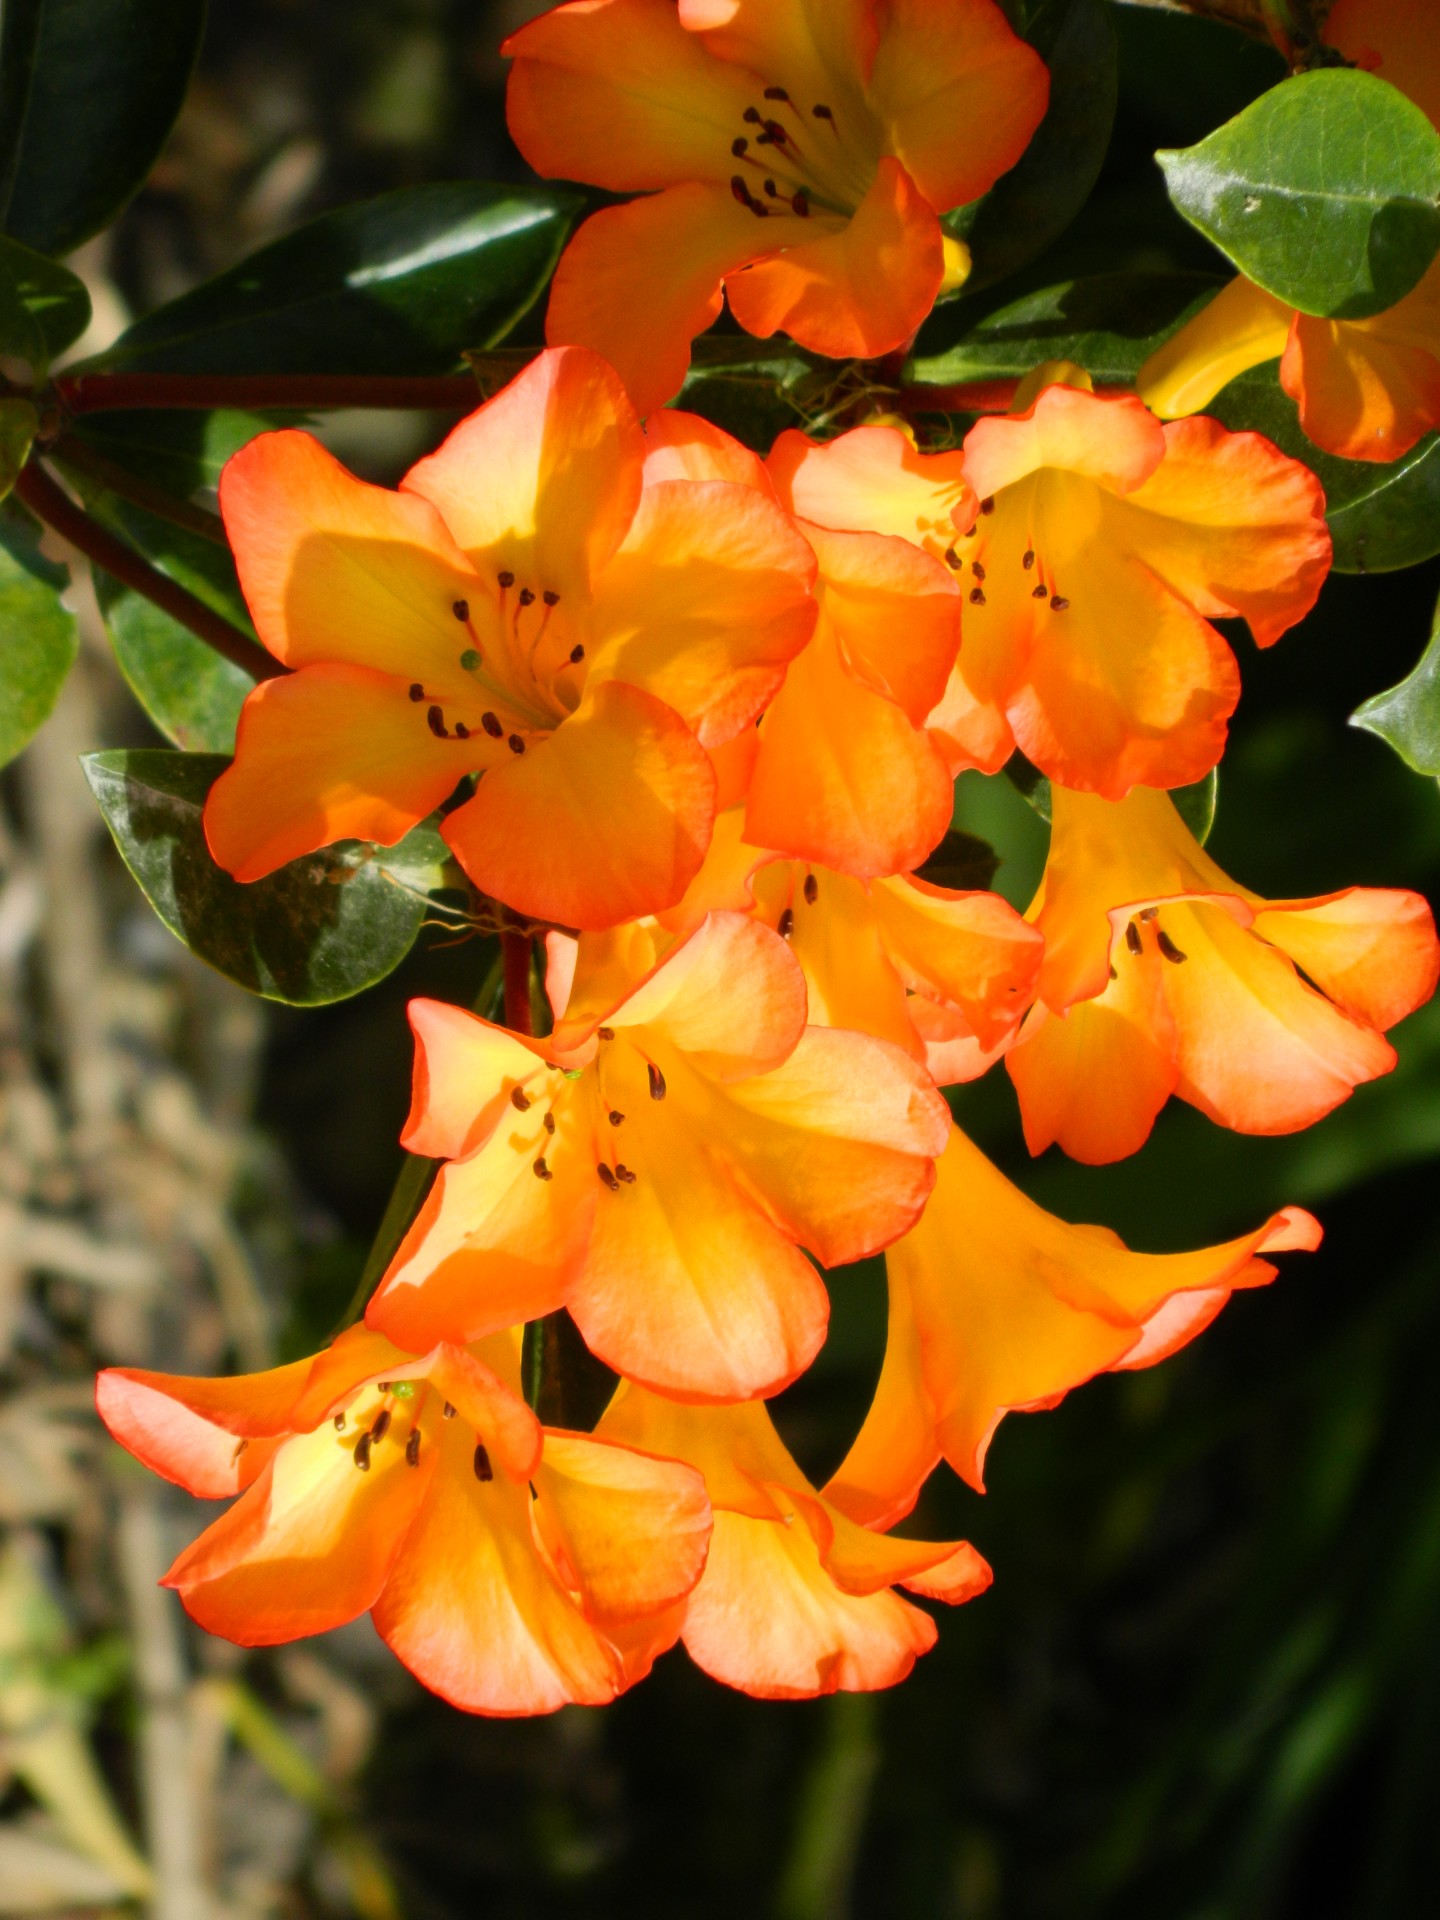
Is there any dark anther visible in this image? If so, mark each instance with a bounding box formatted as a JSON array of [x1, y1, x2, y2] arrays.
[[981, 496, 995, 515], [371, 1408, 392, 1443], [598, 1025, 615, 1040], [455, 721, 470, 740], [731, 177, 751, 206], [406, 1429, 421, 1467], [533, 1156, 552, 1180], [518, 587, 536, 607], [777, 906, 794, 939], [427, 705, 447, 737], [616, 1164, 637, 1184], [1023, 549, 1035, 570], [803, 873, 818, 905], [482, 711, 503, 738], [944, 546, 960, 568], [333, 1412, 345, 1430], [498, 570, 515, 588], [1139, 907, 1158, 923], [764, 178, 778, 197], [543, 1111, 556, 1135], [1108, 964, 1118, 981], [597, 1164, 620, 1191], [744, 106, 762, 123], [408, 683, 425, 702], [508, 734, 526, 754], [459, 648, 481, 671], [813, 103, 834, 119], [474, 1442, 493, 1482], [453, 599, 469, 621], [353, 1432, 373, 1472], [972, 561, 985, 581], [1032, 584, 1048, 599], [792, 191, 809, 217], [511, 1086, 532, 1111], [543, 589, 560, 606], [764, 85, 789, 100], [608, 1110, 625, 1128], [1157, 931, 1188, 965], [570, 644, 585, 664], [1050, 595, 1070, 612], [1125, 920, 1143, 956], [970, 587, 986, 606], [764, 119, 787, 141], [442, 1402, 456, 1419], [732, 137, 748, 156], [648, 1063, 666, 1102]]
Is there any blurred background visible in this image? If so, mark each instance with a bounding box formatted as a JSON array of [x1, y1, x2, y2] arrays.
[[4, 2, 1440, 1915]]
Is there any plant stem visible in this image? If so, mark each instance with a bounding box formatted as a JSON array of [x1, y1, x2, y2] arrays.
[[13, 459, 281, 682], [894, 377, 1021, 416], [55, 371, 486, 417], [503, 927, 534, 1035], [51, 432, 229, 545]]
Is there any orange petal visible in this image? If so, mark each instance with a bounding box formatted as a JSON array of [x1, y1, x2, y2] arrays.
[[819, 1495, 990, 1604], [218, 428, 482, 676], [678, 0, 879, 92], [595, 1383, 803, 1523], [203, 664, 483, 882], [1253, 887, 1440, 1030], [1282, 265, 1440, 463], [442, 679, 717, 930], [372, 1415, 624, 1715], [425, 1344, 544, 1482], [768, 423, 976, 560], [1324, 0, 1440, 131], [1138, 276, 1294, 419], [870, 874, 1044, 1052], [545, 187, 778, 418], [962, 385, 1166, 499], [923, 659, 1015, 775], [755, 865, 922, 1060], [868, 0, 1050, 210], [401, 1000, 553, 1161], [1007, 972, 1179, 1164], [402, 347, 644, 598], [823, 1265, 941, 1531], [586, 475, 816, 745], [95, 1360, 314, 1499], [642, 409, 774, 492], [726, 158, 946, 362]]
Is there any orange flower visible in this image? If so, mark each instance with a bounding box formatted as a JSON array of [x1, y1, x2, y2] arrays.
[[203, 347, 816, 930], [827, 1125, 1323, 1513], [597, 1381, 990, 1698], [503, 0, 1049, 413], [368, 911, 950, 1402], [1006, 785, 1440, 1165], [1138, 0, 1440, 463], [95, 1324, 711, 1715], [773, 388, 1332, 794]]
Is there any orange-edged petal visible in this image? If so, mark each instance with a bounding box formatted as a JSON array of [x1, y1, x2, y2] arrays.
[[218, 429, 483, 677], [726, 158, 946, 362], [768, 423, 976, 560], [203, 664, 483, 882], [870, 874, 1043, 1052], [1254, 887, 1440, 1030], [824, 1265, 940, 1530], [442, 679, 717, 930], [818, 1495, 990, 1604], [544, 187, 778, 418], [642, 409, 774, 492], [753, 864, 922, 1060], [1324, 0, 1440, 131], [678, 0, 878, 95], [595, 1382, 802, 1523], [868, 0, 1050, 211], [424, 1344, 543, 1482], [1282, 263, 1440, 463], [401, 1000, 553, 1162], [923, 658, 1015, 776], [586, 475, 817, 746], [95, 1360, 314, 1499], [402, 346, 643, 599], [962, 385, 1165, 499], [533, 1431, 711, 1624], [1138, 276, 1294, 420], [372, 1414, 624, 1715]]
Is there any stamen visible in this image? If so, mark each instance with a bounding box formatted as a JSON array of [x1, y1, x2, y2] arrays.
[[333, 1412, 345, 1430], [371, 1408, 391, 1442], [353, 1432, 373, 1472], [648, 1063, 666, 1101], [598, 1026, 615, 1040], [1139, 907, 1159, 923], [481, 712, 503, 738], [406, 1429, 421, 1467], [452, 599, 469, 621], [474, 1442, 493, 1482], [765, 179, 778, 197], [427, 705, 447, 738], [615, 1164, 637, 1185], [1032, 584, 1048, 599], [972, 562, 985, 581], [460, 648, 481, 672], [498, 571, 515, 589], [1157, 930, 1188, 964], [570, 644, 585, 664], [1023, 550, 1035, 571], [1125, 920, 1144, 956], [744, 106, 762, 124], [764, 86, 789, 101], [763, 119, 787, 143], [408, 683, 425, 702], [442, 1402, 456, 1419], [792, 191, 809, 217], [1050, 595, 1070, 612], [543, 590, 560, 607], [512, 1086, 532, 1112], [944, 546, 961, 568], [970, 587, 986, 606], [803, 873, 818, 905], [519, 588, 536, 607], [813, 104, 834, 120], [1108, 964, 1119, 981], [777, 907, 794, 939], [732, 137, 748, 156], [533, 1156, 552, 1180], [543, 1111, 556, 1135], [981, 497, 995, 514], [508, 734, 526, 754], [597, 1164, 619, 1192], [609, 1110, 625, 1126]]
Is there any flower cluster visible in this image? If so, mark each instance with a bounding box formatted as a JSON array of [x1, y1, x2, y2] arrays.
[[97, 0, 1440, 1714]]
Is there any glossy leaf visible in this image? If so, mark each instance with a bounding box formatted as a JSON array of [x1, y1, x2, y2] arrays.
[[82, 750, 452, 1006], [0, 498, 77, 767], [1005, 753, 1218, 845], [1158, 70, 1440, 322], [1207, 363, 1440, 575], [0, 0, 205, 257], [1352, 590, 1440, 782], [67, 408, 292, 502], [946, 0, 1118, 298], [0, 396, 35, 498], [914, 828, 1002, 893], [910, 272, 1220, 389], [0, 233, 89, 377], [78, 184, 581, 378]]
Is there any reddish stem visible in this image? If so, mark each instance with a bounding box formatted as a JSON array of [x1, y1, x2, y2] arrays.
[[502, 929, 534, 1036], [894, 378, 1021, 416], [13, 461, 282, 683], [55, 372, 487, 417]]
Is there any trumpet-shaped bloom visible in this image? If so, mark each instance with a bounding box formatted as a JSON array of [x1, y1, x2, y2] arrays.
[[1007, 786, 1440, 1164], [1138, 0, 1440, 463], [204, 347, 816, 929], [368, 911, 950, 1402], [827, 1125, 1323, 1512], [95, 1324, 711, 1715], [773, 392, 1331, 794], [597, 1381, 990, 1698], [504, 0, 1049, 414]]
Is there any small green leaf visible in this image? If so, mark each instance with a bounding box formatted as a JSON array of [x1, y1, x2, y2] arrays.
[[0, 232, 89, 378], [1004, 755, 1218, 845], [914, 829, 1002, 893], [0, 396, 36, 497], [0, 497, 77, 766], [1351, 591, 1440, 781], [0, 0, 205, 257], [79, 183, 581, 379], [1158, 70, 1440, 322], [82, 750, 447, 1006]]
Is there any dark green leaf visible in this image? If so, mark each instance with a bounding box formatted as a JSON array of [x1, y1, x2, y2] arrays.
[[0, 396, 36, 497], [674, 334, 831, 452], [1158, 70, 1440, 321], [1004, 753, 1218, 844], [945, 0, 1117, 298], [0, 232, 88, 377], [914, 828, 1002, 893], [909, 271, 1220, 389], [0, 497, 77, 766], [1351, 589, 1440, 781], [0, 0, 205, 257], [68, 408, 292, 502], [1207, 362, 1440, 574], [82, 750, 449, 1006], [79, 184, 581, 378]]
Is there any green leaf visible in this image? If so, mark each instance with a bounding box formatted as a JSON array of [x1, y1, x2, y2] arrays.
[[78, 183, 581, 378], [0, 232, 89, 378], [1206, 362, 1440, 574], [673, 334, 831, 452], [1004, 754, 1218, 845], [1351, 590, 1440, 781], [67, 407, 293, 502], [82, 750, 449, 1006], [0, 0, 205, 257], [1157, 70, 1440, 322], [0, 396, 36, 497], [945, 0, 1118, 298], [0, 497, 77, 766], [910, 271, 1221, 388], [914, 829, 1002, 893]]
